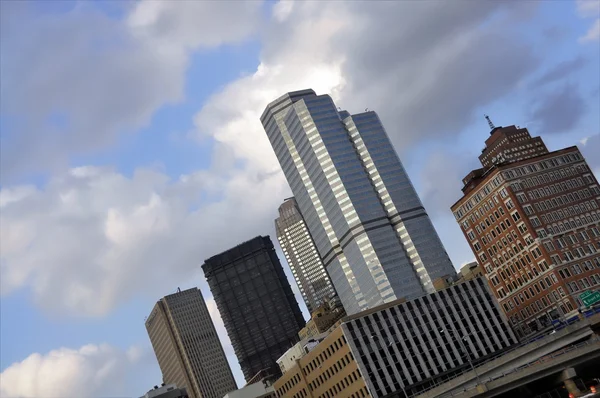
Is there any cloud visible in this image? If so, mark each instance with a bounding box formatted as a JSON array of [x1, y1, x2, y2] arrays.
[[195, 1, 540, 167], [0, 1, 262, 181], [580, 18, 600, 42], [531, 57, 587, 88], [576, 0, 600, 43], [1, 0, 550, 318], [0, 344, 142, 398], [580, 134, 600, 176], [0, 165, 290, 317], [530, 84, 586, 134], [576, 0, 600, 18]]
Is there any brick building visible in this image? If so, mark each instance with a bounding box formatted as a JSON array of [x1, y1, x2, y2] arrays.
[[451, 122, 600, 337]]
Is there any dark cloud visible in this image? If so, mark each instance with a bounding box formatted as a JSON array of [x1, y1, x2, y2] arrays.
[[332, 1, 541, 152], [530, 57, 587, 88], [531, 84, 586, 134]]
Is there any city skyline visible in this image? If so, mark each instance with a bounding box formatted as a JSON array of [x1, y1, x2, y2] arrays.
[[1, 1, 599, 396]]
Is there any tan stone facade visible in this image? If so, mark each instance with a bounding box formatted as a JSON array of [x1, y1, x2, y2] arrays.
[[274, 327, 370, 398], [298, 301, 345, 341], [146, 288, 237, 398], [452, 126, 600, 337]]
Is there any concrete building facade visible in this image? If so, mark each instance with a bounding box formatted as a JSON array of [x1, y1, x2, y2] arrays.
[[261, 89, 456, 315], [276, 197, 337, 313], [202, 236, 306, 382], [342, 278, 518, 398], [145, 288, 237, 398], [451, 123, 600, 337], [274, 326, 371, 398]]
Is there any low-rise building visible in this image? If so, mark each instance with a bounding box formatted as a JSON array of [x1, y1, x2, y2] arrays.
[[342, 277, 518, 398], [140, 384, 188, 398], [458, 261, 484, 281], [274, 326, 370, 398], [223, 378, 276, 398], [276, 333, 328, 374], [298, 301, 345, 341]]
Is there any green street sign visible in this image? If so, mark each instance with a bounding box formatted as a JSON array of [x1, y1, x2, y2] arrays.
[[580, 290, 600, 307]]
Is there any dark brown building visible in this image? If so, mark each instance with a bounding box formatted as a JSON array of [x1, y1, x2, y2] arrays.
[[451, 122, 600, 337]]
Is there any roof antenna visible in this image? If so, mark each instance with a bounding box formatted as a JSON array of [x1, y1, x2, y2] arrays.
[[485, 115, 495, 130]]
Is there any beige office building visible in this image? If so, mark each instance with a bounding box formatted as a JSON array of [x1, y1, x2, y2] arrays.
[[274, 326, 370, 398], [146, 288, 237, 398]]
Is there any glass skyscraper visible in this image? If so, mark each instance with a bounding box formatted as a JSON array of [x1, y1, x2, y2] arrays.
[[276, 197, 337, 313], [202, 236, 306, 382], [261, 89, 456, 314]]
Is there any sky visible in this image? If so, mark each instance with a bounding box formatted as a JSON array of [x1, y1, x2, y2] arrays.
[[0, 0, 599, 397]]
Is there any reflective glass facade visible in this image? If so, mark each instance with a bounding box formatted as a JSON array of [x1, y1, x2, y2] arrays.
[[261, 90, 456, 315]]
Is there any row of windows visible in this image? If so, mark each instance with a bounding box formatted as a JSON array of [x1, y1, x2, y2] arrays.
[[550, 244, 600, 265], [308, 353, 353, 391], [454, 175, 505, 220], [304, 335, 347, 376], [502, 152, 583, 181], [527, 177, 587, 200], [314, 366, 361, 398], [520, 165, 591, 189], [541, 200, 599, 224], [566, 274, 600, 293], [501, 271, 558, 310], [545, 211, 600, 235], [509, 290, 575, 325], [557, 259, 600, 280]]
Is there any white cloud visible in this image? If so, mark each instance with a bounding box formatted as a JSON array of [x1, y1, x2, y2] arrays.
[[576, 0, 600, 43], [0, 1, 262, 180], [579, 18, 600, 42], [576, 0, 600, 18], [0, 165, 289, 317], [0, 344, 142, 398]]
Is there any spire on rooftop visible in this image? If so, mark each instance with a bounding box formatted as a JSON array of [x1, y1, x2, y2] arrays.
[[485, 115, 495, 130]]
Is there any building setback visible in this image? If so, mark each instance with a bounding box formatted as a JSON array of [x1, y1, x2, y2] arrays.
[[202, 236, 306, 382], [276, 197, 337, 313], [145, 288, 237, 398], [451, 122, 600, 337], [342, 278, 517, 398], [261, 89, 456, 315]]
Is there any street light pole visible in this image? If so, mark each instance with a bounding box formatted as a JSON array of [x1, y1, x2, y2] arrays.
[[369, 334, 409, 398], [440, 327, 481, 386]]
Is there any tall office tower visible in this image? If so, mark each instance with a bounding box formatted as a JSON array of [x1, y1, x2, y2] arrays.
[[202, 236, 306, 382], [261, 89, 456, 315], [145, 288, 237, 398], [276, 197, 337, 313], [451, 120, 600, 337]]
